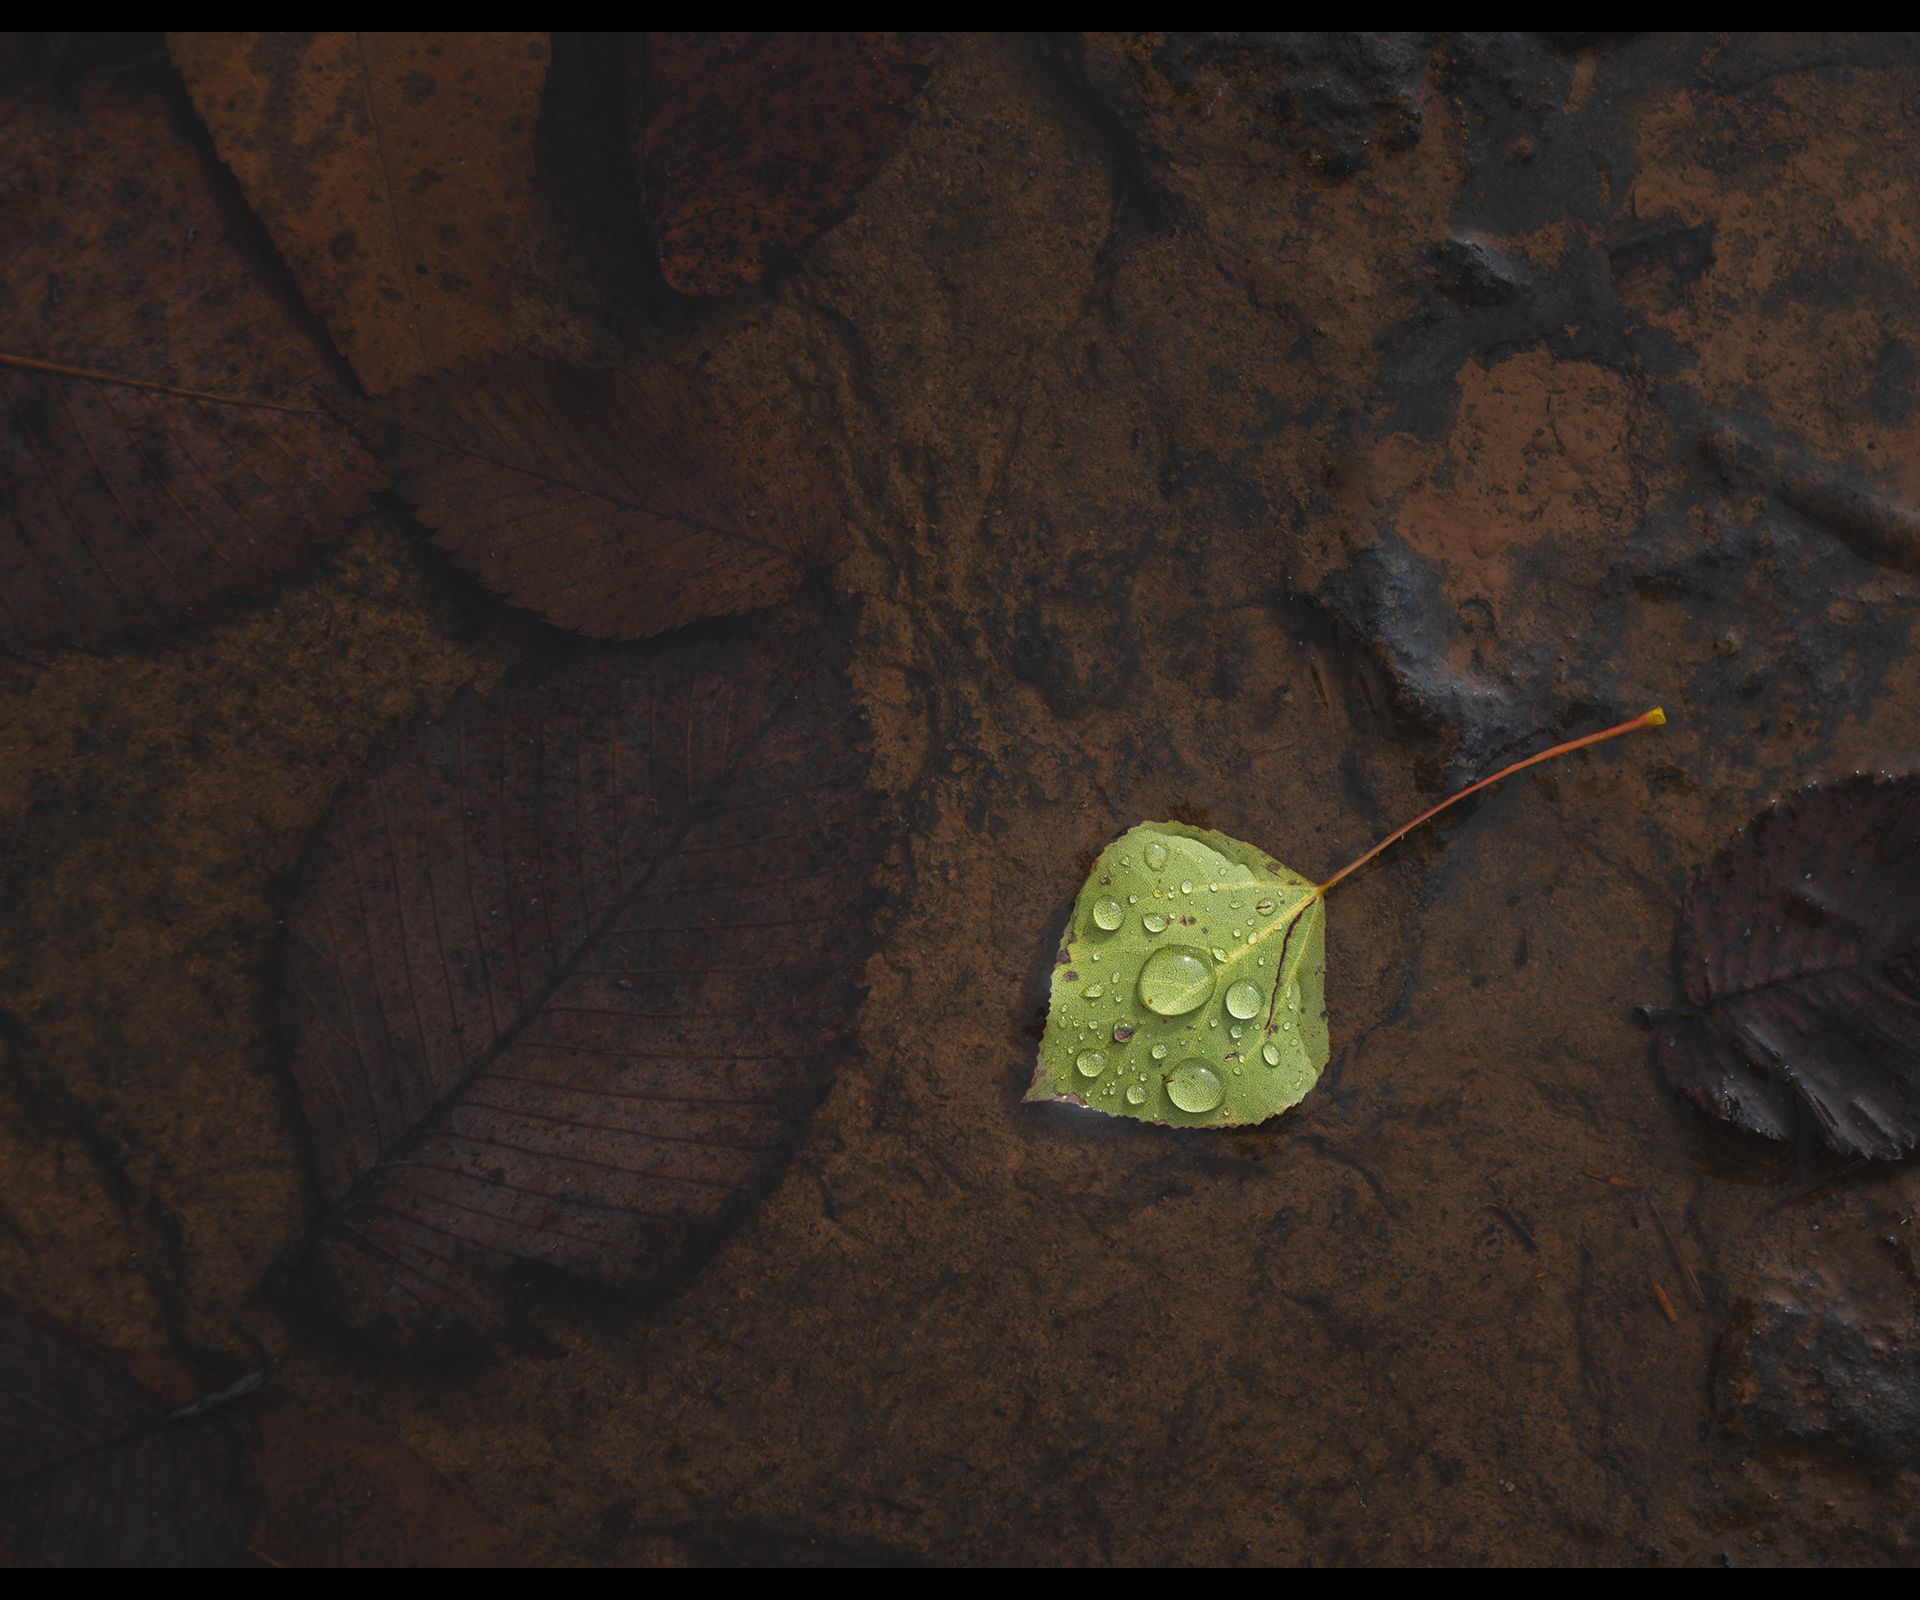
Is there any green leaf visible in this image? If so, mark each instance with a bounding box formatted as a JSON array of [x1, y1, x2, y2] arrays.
[[1028, 822, 1328, 1128]]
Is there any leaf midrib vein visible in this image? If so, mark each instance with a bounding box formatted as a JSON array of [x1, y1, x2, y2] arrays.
[[273, 630, 841, 1285], [385, 402, 810, 564]]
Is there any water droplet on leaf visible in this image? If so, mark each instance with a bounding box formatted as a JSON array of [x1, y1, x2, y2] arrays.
[[1224, 980, 1262, 1019], [1076, 1049, 1107, 1078], [1166, 1060, 1224, 1113], [1145, 842, 1168, 871], [1138, 946, 1215, 1016], [1091, 897, 1124, 931]]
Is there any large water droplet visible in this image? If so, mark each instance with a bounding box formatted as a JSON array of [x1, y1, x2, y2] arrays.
[[1076, 1049, 1107, 1078], [1150, 1043, 1169, 1060], [1085, 983, 1105, 999], [1255, 897, 1276, 916], [1144, 841, 1168, 871], [1166, 1059, 1224, 1113], [1262, 1041, 1282, 1067], [1126, 1082, 1147, 1105], [1224, 980, 1262, 1020], [1091, 897, 1124, 931], [1112, 1022, 1134, 1043], [1180, 880, 1194, 895], [1142, 911, 1169, 934], [1138, 946, 1215, 1016]]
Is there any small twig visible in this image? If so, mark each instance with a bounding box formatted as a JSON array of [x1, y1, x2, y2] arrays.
[[1315, 708, 1667, 894], [0, 352, 323, 415], [1652, 1283, 1678, 1324], [1485, 1202, 1538, 1254], [1644, 1189, 1707, 1306]]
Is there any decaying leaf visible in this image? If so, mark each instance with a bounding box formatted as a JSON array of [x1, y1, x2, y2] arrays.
[[278, 596, 878, 1350], [168, 31, 549, 395], [364, 356, 844, 639], [0, 1297, 512, 1566], [0, 1297, 259, 1565], [1033, 711, 1668, 1128], [0, 73, 377, 656], [1028, 823, 1330, 1127], [631, 32, 933, 296], [1659, 774, 1920, 1160]]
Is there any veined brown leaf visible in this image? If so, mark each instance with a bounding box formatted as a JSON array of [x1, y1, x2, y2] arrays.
[[277, 595, 879, 1350], [0, 1297, 258, 1566], [1660, 774, 1920, 1160], [631, 32, 933, 296], [364, 356, 845, 640], [0, 73, 376, 656], [168, 31, 549, 395]]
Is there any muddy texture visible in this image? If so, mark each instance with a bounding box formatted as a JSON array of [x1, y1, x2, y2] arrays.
[[4, 31, 1920, 1566]]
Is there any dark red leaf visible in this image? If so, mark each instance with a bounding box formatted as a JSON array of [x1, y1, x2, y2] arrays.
[[0, 73, 378, 656], [168, 32, 550, 396], [365, 356, 845, 639], [631, 32, 933, 296], [278, 595, 879, 1350], [1660, 775, 1920, 1159]]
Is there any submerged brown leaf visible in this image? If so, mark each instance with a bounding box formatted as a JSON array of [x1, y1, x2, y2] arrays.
[[1660, 775, 1920, 1159], [168, 31, 549, 395], [0, 1297, 258, 1565], [366, 356, 844, 639], [0, 1298, 510, 1566], [0, 74, 377, 656], [277, 595, 879, 1350], [631, 32, 932, 296]]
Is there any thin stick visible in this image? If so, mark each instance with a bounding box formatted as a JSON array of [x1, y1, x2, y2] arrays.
[[1645, 1188, 1707, 1306], [1316, 708, 1667, 895], [0, 352, 323, 416]]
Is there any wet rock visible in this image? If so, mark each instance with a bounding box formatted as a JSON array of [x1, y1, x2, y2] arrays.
[[1706, 416, 1920, 578], [1718, 1264, 1920, 1465], [1435, 233, 1530, 308], [1069, 32, 1429, 178]]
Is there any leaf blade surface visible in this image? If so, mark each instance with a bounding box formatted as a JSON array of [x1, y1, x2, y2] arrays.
[[1030, 822, 1329, 1127], [1660, 774, 1920, 1159], [281, 598, 878, 1347]]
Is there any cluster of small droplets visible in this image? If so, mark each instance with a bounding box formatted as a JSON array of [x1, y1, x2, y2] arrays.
[[1053, 831, 1328, 1121]]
